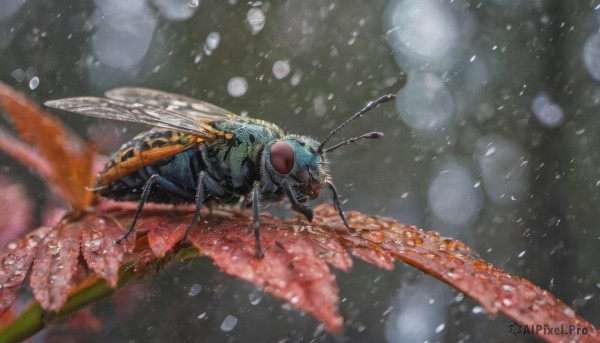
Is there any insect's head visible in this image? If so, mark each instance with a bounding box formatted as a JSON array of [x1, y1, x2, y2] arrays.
[[263, 94, 396, 204], [264, 136, 325, 202]]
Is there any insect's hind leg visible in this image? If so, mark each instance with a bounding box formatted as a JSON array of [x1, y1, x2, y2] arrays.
[[115, 174, 191, 244], [184, 171, 206, 238]]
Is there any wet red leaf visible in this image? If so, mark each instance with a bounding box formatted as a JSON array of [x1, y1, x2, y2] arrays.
[[30, 222, 83, 312], [0, 199, 597, 342], [0, 226, 51, 315], [0, 82, 96, 210], [189, 215, 346, 333], [80, 216, 132, 288], [313, 206, 600, 342], [145, 220, 187, 257]]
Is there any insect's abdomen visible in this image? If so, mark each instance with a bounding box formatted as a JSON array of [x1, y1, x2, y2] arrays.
[[98, 148, 203, 203], [96, 129, 202, 188]]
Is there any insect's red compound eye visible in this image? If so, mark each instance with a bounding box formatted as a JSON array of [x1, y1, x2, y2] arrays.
[[270, 141, 295, 174]]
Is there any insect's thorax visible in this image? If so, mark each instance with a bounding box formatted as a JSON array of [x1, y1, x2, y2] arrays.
[[201, 119, 282, 192]]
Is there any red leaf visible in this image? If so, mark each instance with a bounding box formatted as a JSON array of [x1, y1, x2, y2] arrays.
[[188, 216, 344, 333], [80, 215, 132, 288], [145, 219, 187, 257], [0, 226, 51, 315], [0, 200, 598, 342], [0, 82, 96, 210], [30, 222, 83, 312], [313, 206, 600, 342]]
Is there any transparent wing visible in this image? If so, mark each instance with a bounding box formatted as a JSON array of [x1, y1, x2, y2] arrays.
[[104, 87, 238, 121], [44, 97, 227, 139]]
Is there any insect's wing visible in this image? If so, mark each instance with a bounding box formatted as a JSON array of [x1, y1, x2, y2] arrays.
[[105, 87, 238, 121], [44, 97, 230, 140]]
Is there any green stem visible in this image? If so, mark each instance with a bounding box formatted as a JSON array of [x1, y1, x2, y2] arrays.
[[0, 246, 199, 343]]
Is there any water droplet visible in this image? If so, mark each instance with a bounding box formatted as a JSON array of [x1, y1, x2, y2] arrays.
[[549, 277, 555, 290], [3, 254, 16, 266], [29, 76, 39, 90], [188, 283, 202, 296], [272, 60, 290, 80], [189, 0, 199, 8], [518, 250, 526, 258], [290, 71, 302, 86], [361, 231, 385, 244], [472, 306, 484, 314], [248, 290, 262, 305], [48, 242, 60, 256], [531, 92, 564, 128], [220, 315, 238, 332], [435, 323, 445, 333], [197, 312, 206, 319], [7, 242, 17, 250], [563, 307, 575, 318], [204, 31, 221, 55], [227, 77, 248, 97], [502, 298, 512, 307], [246, 8, 265, 34], [501, 284, 515, 292]]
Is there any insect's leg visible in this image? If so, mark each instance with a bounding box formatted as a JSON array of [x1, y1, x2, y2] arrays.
[[324, 180, 352, 230], [185, 171, 206, 238], [252, 182, 264, 258], [116, 174, 192, 244], [116, 174, 159, 244], [281, 179, 314, 222]]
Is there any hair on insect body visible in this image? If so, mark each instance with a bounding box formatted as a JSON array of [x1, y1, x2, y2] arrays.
[[45, 88, 395, 257]]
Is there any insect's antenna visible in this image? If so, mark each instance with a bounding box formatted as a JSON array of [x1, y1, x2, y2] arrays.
[[323, 131, 384, 153], [317, 94, 396, 153]]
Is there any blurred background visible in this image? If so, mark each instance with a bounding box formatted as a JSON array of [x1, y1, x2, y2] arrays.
[[1, 0, 599, 342]]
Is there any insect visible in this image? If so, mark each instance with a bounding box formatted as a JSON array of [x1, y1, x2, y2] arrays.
[[45, 88, 395, 257]]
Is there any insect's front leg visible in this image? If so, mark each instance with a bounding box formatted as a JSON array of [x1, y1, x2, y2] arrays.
[[251, 181, 264, 258], [324, 180, 352, 231], [281, 179, 314, 222]]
